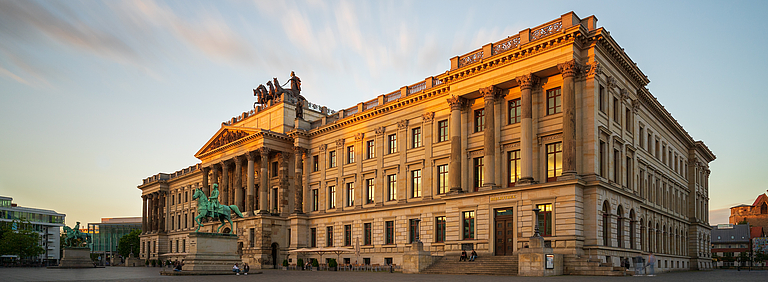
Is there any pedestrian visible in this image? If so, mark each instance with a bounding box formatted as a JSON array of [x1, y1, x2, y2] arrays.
[[469, 250, 477, 262], [233, 263, 240, 275], [243, 263, 250, 275], [646, 252, 656, 276], [460, 250, 468, 261]]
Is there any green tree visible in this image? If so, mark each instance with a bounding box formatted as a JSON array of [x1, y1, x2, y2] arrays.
[[0, 219, 45, 259], [117, 229, 141, 257]]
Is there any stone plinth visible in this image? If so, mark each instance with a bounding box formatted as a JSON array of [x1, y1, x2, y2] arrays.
[[125, 254, 143, 267], [402, 242, 435, 274], [517, 236, 563, 276], [57, 248, 94, 268], [183, 232, 241, 273]]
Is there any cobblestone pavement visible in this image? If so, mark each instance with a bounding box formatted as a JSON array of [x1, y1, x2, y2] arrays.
[[2, 267, 766, 282]]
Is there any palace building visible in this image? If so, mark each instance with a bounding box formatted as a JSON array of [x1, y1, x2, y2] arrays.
[[137, 12, 715, 273]]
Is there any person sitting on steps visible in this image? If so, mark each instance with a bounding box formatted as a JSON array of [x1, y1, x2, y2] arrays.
[[469, 250, 477, 262], [460, 250, 468, 261]]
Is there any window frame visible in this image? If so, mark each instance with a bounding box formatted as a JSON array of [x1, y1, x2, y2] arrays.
[[365, 178, 374, 204], [387, 174, 397, 201], [474, 108, 485, 132], [411, 169, 422, 198], [366, 140, 375, 159], [326, 226, 334, 247], [473, 156, 484, 191], [536, 203, 553, 236], [387, 134, 397, 154], [328, 150, 337, 168], [346, 182, 354, 207], [311, 189, 318, 211], [546, 142, 562, 182], [412, 127, 422, 148], [344, 224, 352, 246], [346, 145, 355, 164], [437, 164, 448, 194], [462, 211, 475, 240], [437, 120, 448, 142], [328, 185, 336, 209], [310, 227, 317, 248], [508, 150, 520, 186], [385, 221, 395, 245], [435, 216, 446, 243], [312, 155, 319, 172], [546, 87, 562, 115], [508, 98, 521, 124], [363, 222, 372, 245]]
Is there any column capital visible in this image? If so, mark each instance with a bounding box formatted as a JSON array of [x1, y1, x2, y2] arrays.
[[220, 159, 231, 169], [336, 138, 345, 147], [294, 146, 306, 156], [202, 166, 211, 173], [354, 133, 365, 141], [375, 126, 385, 136], [259, 147, 271, 157], [515, 74, 539, 90], [479, 85, 501, 102], [236, 154, 247, 163], [557, 59, 580, 78], [447, 95, 466, 111], [422, 111, 435, 123], [246, 151, 256, 161], [319, 144, 328, 151], [397, 119, 409, 130]]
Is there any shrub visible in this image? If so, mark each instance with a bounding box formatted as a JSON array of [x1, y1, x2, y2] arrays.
[[283, 259, 289, 267], [297, 258, 304, 267], [328, 258, 337, 268], [312, 259, 319, 267]]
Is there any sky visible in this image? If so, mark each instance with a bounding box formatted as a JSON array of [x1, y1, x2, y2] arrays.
[[1, 0, 767, 227]]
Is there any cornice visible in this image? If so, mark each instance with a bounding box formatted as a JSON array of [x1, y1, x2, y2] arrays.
[[196, 128, 293, 159]]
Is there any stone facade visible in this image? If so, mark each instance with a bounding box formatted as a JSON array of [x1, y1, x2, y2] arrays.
[[137, 12, 715, 273], [729, 191, 768, 232]]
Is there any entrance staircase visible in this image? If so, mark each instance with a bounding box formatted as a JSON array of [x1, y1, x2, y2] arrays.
[[564, 256, 629, 276], [421, 255, 518, 276]]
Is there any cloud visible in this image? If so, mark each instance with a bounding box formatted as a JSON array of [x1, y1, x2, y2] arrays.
[[0, 66, 30, 85]]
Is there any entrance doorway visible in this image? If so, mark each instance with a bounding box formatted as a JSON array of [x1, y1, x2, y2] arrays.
[[494, 208, 514, 255], [271, 242, 278, 269]]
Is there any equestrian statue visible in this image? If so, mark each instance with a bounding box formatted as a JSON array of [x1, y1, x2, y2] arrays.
[[192, 183, 244, 234], [62, 221, 91, 247], [253, 72, 306, 119]]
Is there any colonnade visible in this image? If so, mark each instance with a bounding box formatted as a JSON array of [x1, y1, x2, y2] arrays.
[[141, 191, 166, 233]]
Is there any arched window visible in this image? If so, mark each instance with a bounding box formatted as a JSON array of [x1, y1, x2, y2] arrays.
[[629, 210, 636, 249], [617, 205, 624, 248], [655, 223, 660, 253], [602, 201, 611, 246]]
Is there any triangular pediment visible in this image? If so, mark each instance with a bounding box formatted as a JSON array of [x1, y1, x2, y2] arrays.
[[195, 126, 259, 157]]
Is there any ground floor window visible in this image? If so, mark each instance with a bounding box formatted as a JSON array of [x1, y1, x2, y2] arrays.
[[463, 211, 475, 239], [536, 203, 553, 236]]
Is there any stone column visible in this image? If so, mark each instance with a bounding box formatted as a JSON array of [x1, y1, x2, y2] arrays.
[[160, 192, 167, 233], [516, 74, 539, 184], [279, 152, 290, 215], [558, 60, 579, 178], [302, 149, 311, 213], [246, 151, 255, 214], [212, 164, 220, 187], [221, 161, 230, 206], [480, 86, 498, 190], [447, 96, 466, 193], [396, 120, 408, 202], [258, 147, 270, 214], [150, 193, 156, 232], [201, 166, 210, 196], [375, 127, 385, 205], [422, 112, 434, 200], [141, 195, 147, 233], [294, 147, 305, 214], [354, 133, 364, 207], [235, 155, 245, 212]]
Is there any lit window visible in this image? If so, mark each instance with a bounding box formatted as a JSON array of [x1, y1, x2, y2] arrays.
[[546, 142, 562, 182], [463, 211, 475, 240], [388, 134, 397, 154], [546, 87, 562, 115], [474, 109, 485, 132], [508, 150, 520, 186], [412, 127, 422, 148], [508, 98, 521, 124], [437, 165, 448, 194], [536, 204, 553, 236], [411, 170, 422, 198], [438, 120, 448, 142]]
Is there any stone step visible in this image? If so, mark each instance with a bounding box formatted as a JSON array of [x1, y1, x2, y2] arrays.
[[423, 255, 519, 276]]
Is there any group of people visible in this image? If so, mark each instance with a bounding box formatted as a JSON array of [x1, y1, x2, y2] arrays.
[[232, 263, 250, 275], [459, 250, 478, 262]]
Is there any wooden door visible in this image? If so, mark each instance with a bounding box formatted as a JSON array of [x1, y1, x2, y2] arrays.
[[494, 208, 514, 255]]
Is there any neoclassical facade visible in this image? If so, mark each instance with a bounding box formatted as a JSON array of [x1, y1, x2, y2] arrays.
[[138, 12, 715, 273]]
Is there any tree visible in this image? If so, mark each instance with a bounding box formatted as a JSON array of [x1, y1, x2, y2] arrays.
[[0, 219, 45, 259], [117, 229, 141, 257]]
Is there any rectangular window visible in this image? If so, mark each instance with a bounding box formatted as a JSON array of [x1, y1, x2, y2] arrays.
[[347, 146, 354, 164], [508, 98, 521, 124], [346, 182, 354, 207], [388, 134, 397, 154], [365, 178, 374, 204], [546, 142, 562, 182], [599, 140, 606, 177], [435, 216, 446, 243], [326, 226, 333, 247], [312, 155, 319, 172], [364, 223, 372, 245], [546, 87, 562, 115], [409, 219, 419, 243], [312, 189, 318, 211], [613, 97, 620, 123], [614, 149, 621, 183], [412, 127, 422, 148], [639, 126, 645, 148], [310, 228, 317, 247], [328, 185, 336, 209], [272, 161, 278, 177], [473, 157, 484, 191], [385, 221, 395, 244], [329, 151, 337, 168], [387, 174, 397, 201], [250, 228, 255, 247], [438, 120, 448, 142], [366, 140, 375, 159], [536, 203, 553, 236], [411, 170, 422, 198], [508, 150, 520, 186], [437, 165, 448, 194], [474, 109, 485, 132], [626, 156, 633, 190], [625, 108, 631, 129], [463, 211, 475, 240], [344, 225, 352, 246], [599, 85, 606, 113]]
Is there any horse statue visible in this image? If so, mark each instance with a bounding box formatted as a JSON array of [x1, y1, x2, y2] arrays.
[[62, 222, 91, 247], [271, 77, 298, 100], [192, 186, 244, 234], [253, 84, 271, 107]]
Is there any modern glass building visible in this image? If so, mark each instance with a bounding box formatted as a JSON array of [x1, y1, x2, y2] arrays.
[[0, 196, 65, 265], [87, 217, 141, 265]]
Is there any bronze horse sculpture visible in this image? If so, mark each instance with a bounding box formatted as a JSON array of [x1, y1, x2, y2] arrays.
[[192, 187, 244, 234]]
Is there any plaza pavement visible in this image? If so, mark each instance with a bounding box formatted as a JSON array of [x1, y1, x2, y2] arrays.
[[1, 267, 766, 282]]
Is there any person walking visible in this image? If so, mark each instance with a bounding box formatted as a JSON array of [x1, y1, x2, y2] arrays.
[[646, 252, 656, 276]]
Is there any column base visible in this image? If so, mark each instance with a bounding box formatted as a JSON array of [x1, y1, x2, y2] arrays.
[[517, 177, 537, 185], [480, 184, 499, 191], [448, 187, 463, 195], [559, 171, 578, 181], [256, 210, 270, 215]]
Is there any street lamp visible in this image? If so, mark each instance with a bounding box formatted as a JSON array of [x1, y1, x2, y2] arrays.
[[533, 207, 541, 237]]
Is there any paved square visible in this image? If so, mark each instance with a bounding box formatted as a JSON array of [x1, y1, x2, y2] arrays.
[[2, 267, 766, 282]]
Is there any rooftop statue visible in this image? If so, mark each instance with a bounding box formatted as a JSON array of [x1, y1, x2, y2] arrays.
[[253, 72, 306, 115], [62, 221, 91, 248], [192, 184, 244, 234]]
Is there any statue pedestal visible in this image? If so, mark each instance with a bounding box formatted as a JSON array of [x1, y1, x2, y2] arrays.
[[56, 248, 95, 268], [125, 253, 142, 267], [182, 232, 240, 273], [517, 235, 562, 276], [402, 242, 435, 274]]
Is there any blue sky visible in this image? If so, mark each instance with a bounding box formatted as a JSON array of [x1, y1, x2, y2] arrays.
[[1, 0, 766, 226]]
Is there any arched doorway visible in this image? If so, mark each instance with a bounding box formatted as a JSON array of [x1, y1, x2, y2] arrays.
[[271, 242, 279, 269]]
